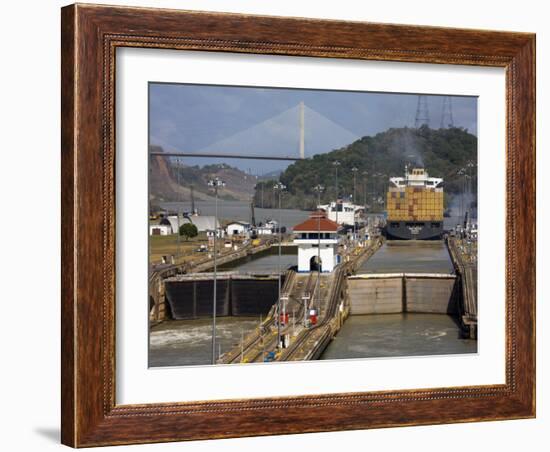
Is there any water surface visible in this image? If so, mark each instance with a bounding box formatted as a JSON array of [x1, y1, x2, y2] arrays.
[[320, 313, 476, 360], [359, 241, 454, 274], [219, 247, 297, 273], [149, 317, 260, 367]]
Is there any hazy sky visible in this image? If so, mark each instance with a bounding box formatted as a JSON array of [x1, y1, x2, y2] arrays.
[[149, 83, 477, 174]]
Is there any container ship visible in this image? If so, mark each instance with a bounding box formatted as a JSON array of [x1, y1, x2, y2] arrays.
[[385, 166, 444, 240]]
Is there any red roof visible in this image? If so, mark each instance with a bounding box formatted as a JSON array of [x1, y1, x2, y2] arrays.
[[293, 212, 339, 232]]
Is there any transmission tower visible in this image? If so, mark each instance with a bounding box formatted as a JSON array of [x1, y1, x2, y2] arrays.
[[440, 96, 455, 128], [414, 95, 430, 128]]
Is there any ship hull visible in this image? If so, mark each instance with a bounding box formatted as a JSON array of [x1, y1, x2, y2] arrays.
[[385, 220, 443, 240]]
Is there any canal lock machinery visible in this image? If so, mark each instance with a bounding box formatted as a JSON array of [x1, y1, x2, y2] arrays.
[[150, 235, 477, 364]]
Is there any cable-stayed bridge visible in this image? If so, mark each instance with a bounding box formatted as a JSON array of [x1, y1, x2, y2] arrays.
[[150, 102, 360, 173]]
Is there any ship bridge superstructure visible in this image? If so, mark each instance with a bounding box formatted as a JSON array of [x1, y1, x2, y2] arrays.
[[386, 166, 445, 240], [389, 167, 443, 190]]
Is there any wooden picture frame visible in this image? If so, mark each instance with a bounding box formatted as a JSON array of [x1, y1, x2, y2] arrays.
[[61, 3, 535, 447]]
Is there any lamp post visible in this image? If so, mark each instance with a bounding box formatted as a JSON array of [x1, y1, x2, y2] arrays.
[[351, 167, 358, 241], [373, 172, 384, 212], [457, 168, 465, 224], [466, 160, 475, 222], [377, 173, 386, 211], [313, 184, 324, 316], [332, 160, 340, 224], [273, 181, 286, 348], [207, 177, 225, 365], [362, 170, 369, 209], [176, 157, 181, 262], [302, 293, 310, 327], [370, 161, 376, 212], [362, 170, 369, 237]]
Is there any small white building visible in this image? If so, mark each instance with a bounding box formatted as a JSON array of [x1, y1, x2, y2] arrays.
[[225, 221, 252, 237], [318, 201, 362, 226], [181, 215, 220, 233], [206, 229, 224, 239], [149, 224, 172, 236], [164, 215, 180, 233], [256, 226, 273, 235], [256, 219, 278, 236], [159, 214, 224, 237], [293, 211, 340, 273]]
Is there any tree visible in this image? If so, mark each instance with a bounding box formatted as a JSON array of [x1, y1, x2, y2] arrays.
[[179, 223, 198, 241]]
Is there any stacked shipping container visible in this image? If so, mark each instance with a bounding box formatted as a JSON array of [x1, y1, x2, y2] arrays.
[[387, 186, 444, 221]]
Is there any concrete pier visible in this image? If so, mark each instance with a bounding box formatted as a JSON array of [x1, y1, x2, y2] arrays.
[[446, 237, 478, 338]]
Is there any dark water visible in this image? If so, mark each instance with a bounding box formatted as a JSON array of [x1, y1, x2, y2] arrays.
[[320, 314, 477, 360], [149, 317, 260, 367], [359, 241, 454, 274]]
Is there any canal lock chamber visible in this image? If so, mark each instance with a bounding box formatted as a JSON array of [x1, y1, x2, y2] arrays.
[[163, 246, 296, 319]]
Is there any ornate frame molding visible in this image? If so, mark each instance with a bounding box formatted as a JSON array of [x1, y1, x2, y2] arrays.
[[61, 4, 535, 447]]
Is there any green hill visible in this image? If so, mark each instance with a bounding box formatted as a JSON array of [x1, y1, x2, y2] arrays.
[[254, 126, 477, 211]]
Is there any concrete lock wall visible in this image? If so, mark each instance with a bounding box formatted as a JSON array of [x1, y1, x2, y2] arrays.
[[348, 276, 457, 315], [406, 278, 457, 314], [348, 278, 403, 314]]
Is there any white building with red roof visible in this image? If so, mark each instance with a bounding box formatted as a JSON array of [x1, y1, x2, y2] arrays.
[[293, 211, 341, 273]]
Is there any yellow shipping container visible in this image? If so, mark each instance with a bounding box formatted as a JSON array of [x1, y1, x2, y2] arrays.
[[387, 184, 443, 221]]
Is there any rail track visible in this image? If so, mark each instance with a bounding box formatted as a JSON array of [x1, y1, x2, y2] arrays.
[[280, 265, 346, 361], [279, 238, 383, 361], [213, 238, 383, 363], [446, 237, 478, 338], [219, 269, 298, 364]]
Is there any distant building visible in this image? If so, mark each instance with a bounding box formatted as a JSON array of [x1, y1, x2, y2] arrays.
[[318, 201, 362, 226], [206, 229, 224, 239], [182, 215, 220, 231], [225, 221, 252, 237], [159, 214, 224, 237], [164, 215, 180, 233], [149, 224, 172, 236], [256, 226, 273, 235], [293, 211, 340, 273], [256, 219, 278, 235]]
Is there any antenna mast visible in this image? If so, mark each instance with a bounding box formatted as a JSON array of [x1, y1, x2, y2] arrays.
[[440, 96, 455, 128], [414, 95, 430, 128]]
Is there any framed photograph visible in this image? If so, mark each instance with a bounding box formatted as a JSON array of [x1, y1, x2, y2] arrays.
[[61, 3, 535, 447]]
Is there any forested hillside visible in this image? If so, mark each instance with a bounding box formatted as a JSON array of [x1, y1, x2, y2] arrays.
[[253, 126, 477, 210]]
